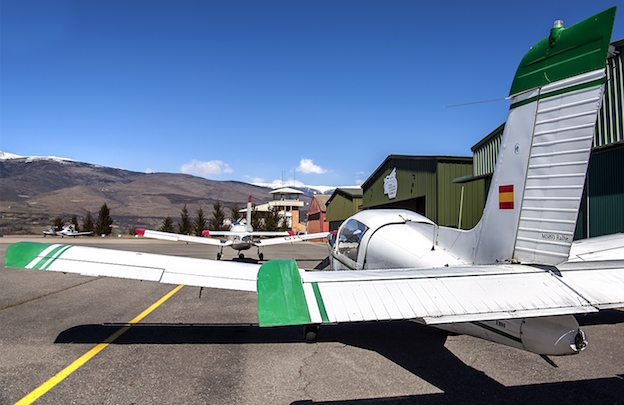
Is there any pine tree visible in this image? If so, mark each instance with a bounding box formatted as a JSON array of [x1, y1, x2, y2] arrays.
[[264, 207, 280, 231], [209, 200, 225, 230], [95, 203, 113, 235], [70, 214, 80, 233], [160, 216, 175, 233], [231, 202, 241, 223], [53, 216, 64, 231], [194, 206, 206, 236], [178, 204, 192, 234], [82, 211, 94, 234]]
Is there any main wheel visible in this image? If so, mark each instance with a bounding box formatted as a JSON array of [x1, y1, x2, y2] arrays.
[[304, 325, 319, 343], [258, 253, 264, 261], [238, 253, 245, 259], [216, 253, 222, 260]]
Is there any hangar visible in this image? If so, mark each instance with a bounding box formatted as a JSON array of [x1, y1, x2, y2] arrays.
[[325, 187, 363, 231], [361, 155, 485, 230]]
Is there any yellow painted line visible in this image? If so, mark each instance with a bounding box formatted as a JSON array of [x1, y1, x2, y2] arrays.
[[15, 284, 184, 405]]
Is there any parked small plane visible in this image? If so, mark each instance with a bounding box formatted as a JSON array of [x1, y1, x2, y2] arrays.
[[5, 8, 623, 357], [137, 196, 329, 260], [43, 224, 92, 238]]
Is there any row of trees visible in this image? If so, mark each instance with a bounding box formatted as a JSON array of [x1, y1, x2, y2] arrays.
[[160, 201, 289, 234], [52, 203, 114, 236]]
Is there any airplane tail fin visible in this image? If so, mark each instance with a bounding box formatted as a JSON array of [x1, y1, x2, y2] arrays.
[[247, 195, 252, 229], [455, 8, 616, 266]]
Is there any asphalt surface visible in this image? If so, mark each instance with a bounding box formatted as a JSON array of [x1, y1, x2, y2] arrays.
[[1, 236, 623, 405]]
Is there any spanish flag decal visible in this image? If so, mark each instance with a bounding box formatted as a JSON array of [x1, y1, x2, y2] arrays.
[[499, 185, 514, 209]]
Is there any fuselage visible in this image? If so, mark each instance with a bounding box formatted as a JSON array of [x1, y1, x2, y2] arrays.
[[229, 223, 253, 251], [328, 209, 587, 355]]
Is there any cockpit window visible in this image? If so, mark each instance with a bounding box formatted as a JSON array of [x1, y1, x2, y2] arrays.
[[337, 219, 369, 262]]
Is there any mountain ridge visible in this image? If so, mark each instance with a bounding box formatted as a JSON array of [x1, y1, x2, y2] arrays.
[[0, 154, 317, 234]]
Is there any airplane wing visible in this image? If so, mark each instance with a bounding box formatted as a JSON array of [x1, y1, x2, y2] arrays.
[[5, 242, 259, 291], [568, 234, 624, 262], [254, 232, 330, 247], [255, 259, 624, 327], [252, 231, 292, 237], [6, 242, 624, 327], [138, 229, 233, 247]]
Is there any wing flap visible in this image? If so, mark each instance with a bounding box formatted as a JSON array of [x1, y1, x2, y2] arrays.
[[256, 261, 599, 327], [5, 242, 260, 291], [558, 260, 624, 308]]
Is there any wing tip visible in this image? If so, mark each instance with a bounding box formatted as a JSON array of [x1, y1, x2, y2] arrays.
[[135, 228, 145, 236]]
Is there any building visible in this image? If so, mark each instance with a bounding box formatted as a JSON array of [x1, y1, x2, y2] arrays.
[[361, 155, 485, 230], [307, 194, 330, 235], [456, 38, 624, 239], [325, 187, 363, 231]]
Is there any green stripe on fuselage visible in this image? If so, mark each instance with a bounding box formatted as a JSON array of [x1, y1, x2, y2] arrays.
[[257, 259, 311, 327], [4, 242, 55, 269]]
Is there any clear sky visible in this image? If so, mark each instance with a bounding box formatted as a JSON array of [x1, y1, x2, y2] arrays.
[[1, 1, 622, 189]]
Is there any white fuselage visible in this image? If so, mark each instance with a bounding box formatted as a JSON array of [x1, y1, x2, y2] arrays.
[[328, 209, 587, 355]]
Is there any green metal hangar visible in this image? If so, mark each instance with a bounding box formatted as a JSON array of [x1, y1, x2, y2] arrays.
[[457, 38, 624, 239], [361, 155, 485, 230]]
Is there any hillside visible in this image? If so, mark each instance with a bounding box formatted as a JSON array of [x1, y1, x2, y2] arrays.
[[0, 157, 312, 234]]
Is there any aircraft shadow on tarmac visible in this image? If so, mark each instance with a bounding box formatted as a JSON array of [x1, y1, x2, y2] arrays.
[[56, 311, 624, 405]]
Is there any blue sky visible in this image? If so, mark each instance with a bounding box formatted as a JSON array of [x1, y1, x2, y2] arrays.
[[1, 1, 622, 189]]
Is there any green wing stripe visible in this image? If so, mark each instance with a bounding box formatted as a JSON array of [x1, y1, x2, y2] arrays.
[[32, 245, 66, 269], [41, 245, 73, 270], [256, 259, 311, 327], [311, 282, 330, 323], [509, 7, 615, 96], [4, 242, 54, 269]]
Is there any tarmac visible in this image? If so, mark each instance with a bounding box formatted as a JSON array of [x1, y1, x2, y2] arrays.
[[1, 235, 623, 404]]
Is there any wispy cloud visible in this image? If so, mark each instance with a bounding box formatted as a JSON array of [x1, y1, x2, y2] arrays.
[[181, 159, 233, 177], [296, 158, 326, 174]]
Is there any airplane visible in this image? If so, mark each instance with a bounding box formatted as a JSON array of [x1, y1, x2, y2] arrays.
[[43, 224, 92, 238], [136, 196, 330, 260], [4, 7, 624, 358]]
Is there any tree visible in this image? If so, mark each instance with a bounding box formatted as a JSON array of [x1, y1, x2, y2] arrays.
[[160, 216, 175, 233], [82, 211, 94, 234], [95, 203, 113, 235], [53, 216, 64, 231], [70, 214, 80, 232], [178, 204, 192, 234], [230, 202, 241, 223], [209, 200, 225, 230], [194, 206, 206, 236], [263, 207, 281, 231]]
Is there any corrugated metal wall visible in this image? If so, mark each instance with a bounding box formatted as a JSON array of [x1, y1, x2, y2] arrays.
[[575, 145, 624, 238], [595, 46, 624, 147], [438, 163, 485, 229]]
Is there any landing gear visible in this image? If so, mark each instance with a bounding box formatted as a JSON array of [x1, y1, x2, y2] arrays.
[[238, 253, 245, 259], [216, 253, 221, 260], [258, 252, 264, 261], [304, 325, 319, 343]]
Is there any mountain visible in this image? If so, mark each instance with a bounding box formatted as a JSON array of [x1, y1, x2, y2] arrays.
[[0, 154, 312, 235]]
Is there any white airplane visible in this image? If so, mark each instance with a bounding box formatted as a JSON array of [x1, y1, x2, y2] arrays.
[[136, 196, 330, 260], [43, 224, 92, 238], [5, 7, 624, 358]]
